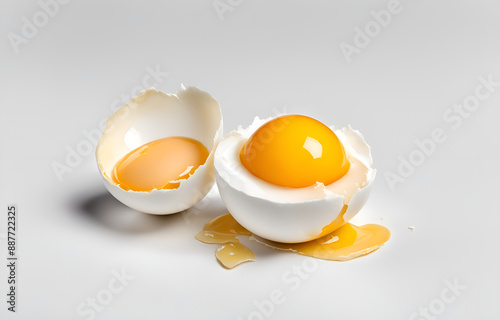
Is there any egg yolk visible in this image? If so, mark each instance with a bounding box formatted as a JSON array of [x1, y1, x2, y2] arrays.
[[240, 115, 350, 188], [111, 137, 209, 192]]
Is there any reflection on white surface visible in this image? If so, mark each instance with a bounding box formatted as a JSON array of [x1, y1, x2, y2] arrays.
[[303, 136, 323, 159]]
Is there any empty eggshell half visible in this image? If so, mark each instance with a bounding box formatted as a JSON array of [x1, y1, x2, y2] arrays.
[[214, 116, 376, 243], [96, 87, 222, 215]]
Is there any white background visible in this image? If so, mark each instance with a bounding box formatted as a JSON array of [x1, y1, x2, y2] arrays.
[[1, 0, 500, 319]]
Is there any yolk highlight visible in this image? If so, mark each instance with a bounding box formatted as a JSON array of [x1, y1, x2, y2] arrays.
[[240, 115, 350, 188], [112, 137, 209, 192]]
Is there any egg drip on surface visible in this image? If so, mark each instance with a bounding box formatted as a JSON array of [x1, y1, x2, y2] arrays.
[[196, 114, 390, 268], [196, 213, 390, 268]]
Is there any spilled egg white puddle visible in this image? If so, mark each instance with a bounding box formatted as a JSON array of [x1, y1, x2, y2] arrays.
[[196, 213, 390, 269]]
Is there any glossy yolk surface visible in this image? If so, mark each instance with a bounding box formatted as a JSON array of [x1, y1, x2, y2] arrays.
[[196, 213, 390, 269], [112, 137, 209, 192], [240, 115, 350, 188]]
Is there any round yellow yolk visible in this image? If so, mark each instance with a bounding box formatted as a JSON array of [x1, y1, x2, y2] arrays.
[[239, 115, 350, 188]]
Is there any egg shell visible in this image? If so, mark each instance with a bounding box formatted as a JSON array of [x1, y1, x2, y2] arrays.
[[214, 116, 376, 243], [96, 87, 222, 215]]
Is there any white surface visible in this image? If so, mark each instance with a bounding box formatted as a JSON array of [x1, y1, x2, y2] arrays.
[[1, 0, 499, 319]]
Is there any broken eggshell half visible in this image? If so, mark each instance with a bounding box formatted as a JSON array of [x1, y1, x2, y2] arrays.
[[96, 87, 223, 215]]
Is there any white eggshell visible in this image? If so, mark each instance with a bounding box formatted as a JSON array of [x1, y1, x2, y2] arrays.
[[96, 87, 222, 215], [214, 117, 375, 243]]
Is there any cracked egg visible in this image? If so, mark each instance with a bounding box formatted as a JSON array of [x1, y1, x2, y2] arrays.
[[214, 115, 376, 243], [96, 87, 222, 215]]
